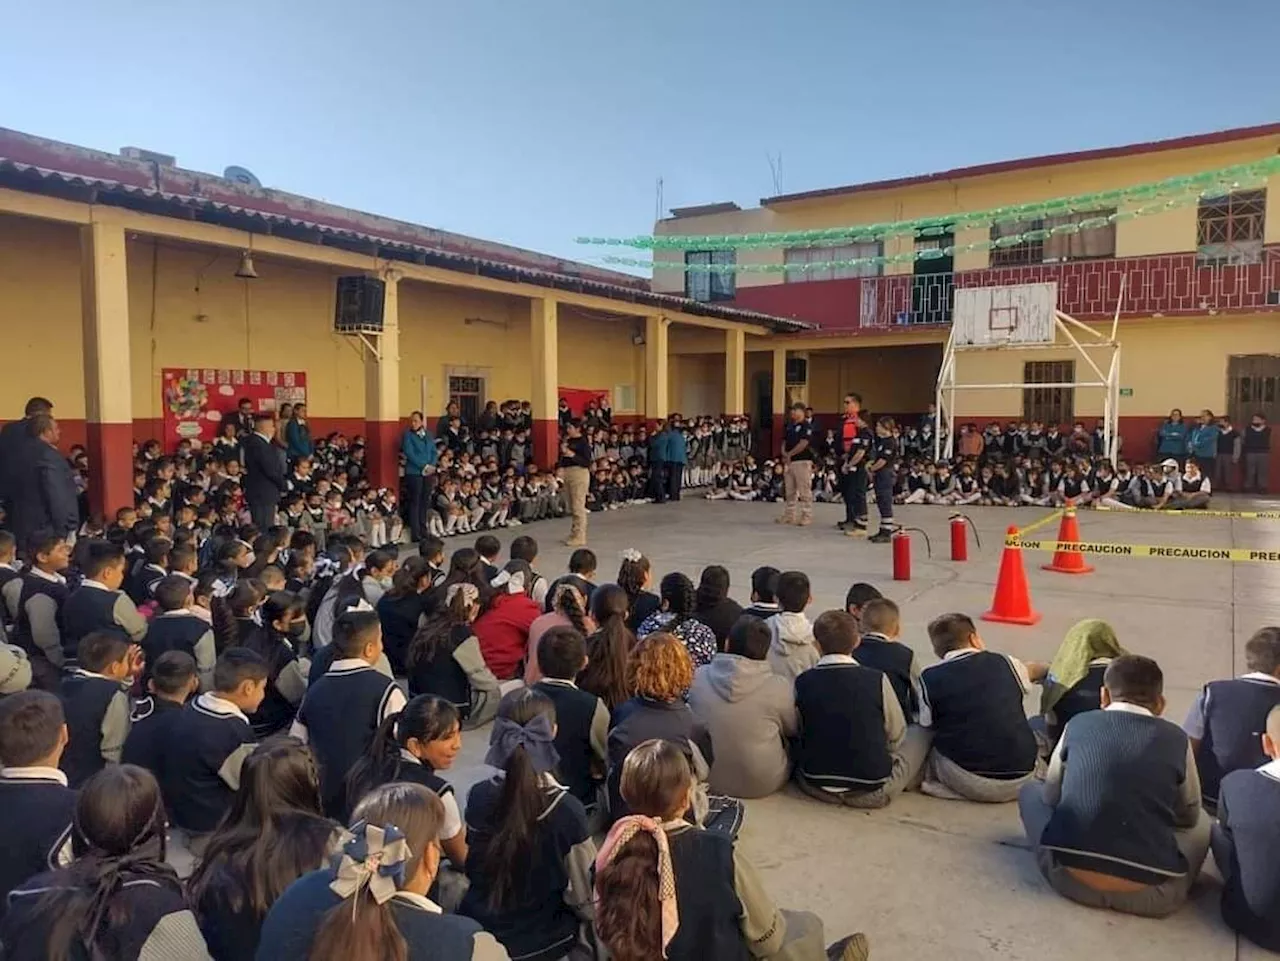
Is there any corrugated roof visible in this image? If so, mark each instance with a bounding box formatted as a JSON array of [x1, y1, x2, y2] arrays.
[[0, 129, 809, 332]]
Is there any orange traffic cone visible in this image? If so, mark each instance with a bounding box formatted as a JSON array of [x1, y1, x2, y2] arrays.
[[1042, 503, 1093, 575], [982, 525, 1041, 625]]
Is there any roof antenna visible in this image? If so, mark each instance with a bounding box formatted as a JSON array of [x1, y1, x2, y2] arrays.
[[654, 176, 664, 222], [767, 153, 783, 195]]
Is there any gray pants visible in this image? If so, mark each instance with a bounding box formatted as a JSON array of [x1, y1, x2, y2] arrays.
[[927, 750, 1037, 803], [1244, 451, 1270, 493], [797, 726, 932, 809], [1018, 782, 1210, 918]]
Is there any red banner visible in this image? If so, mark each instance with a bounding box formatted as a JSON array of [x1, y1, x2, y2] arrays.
[[558, 387, 610, 416], [162, 368, 307, 450]]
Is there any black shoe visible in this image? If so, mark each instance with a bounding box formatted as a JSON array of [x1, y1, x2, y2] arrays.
[[837, 520, 849, 530], [868, 529, 893, 544]]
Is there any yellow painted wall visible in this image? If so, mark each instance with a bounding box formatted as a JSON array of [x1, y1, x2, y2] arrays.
[[807, 344, 943, 412], [652, 133, 1280, 293], [953, 315, 1280, 418], [668, 353, 726, 416]]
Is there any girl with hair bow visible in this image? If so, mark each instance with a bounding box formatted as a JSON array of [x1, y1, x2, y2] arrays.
[[474, 561, 542, 683], [460, 689, 598, 961], [408, 583, 500, 730], [257, 782, 512, 961]]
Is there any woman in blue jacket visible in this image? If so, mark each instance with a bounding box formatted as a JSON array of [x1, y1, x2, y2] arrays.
[[284, 404, 314, 460], [1188, 409, 1221, 478], [1157, 408, 1189, 467]]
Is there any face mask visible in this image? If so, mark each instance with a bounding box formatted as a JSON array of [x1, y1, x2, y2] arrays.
[[287, 621, 307, 638]]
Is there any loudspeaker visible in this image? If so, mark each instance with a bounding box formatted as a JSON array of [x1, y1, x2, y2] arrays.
[[334, 276, 386, 332], [785, 357, 808, 385]]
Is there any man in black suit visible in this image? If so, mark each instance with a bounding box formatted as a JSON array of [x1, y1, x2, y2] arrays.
[[0, 396, 53, 511], [242, 413, 287, 530], [232, 397, 257, 438], [8, 413, 78, 553]]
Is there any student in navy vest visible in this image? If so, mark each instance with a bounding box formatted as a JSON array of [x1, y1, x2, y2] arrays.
[[1019, 655, 1209, 918], [1034, 619, 1126, 755], [293, 609, 407, 819], [594, 738, 871, 961], [60, 539, 147, 665], [919, 613, 1043, 803], [1184, 626, 1280, 811], [794, 611, 931, 809], [0, 530, 21, 632], [0, 765, 212, 961], [461, 689, 596, 961], [407, 583, 499, 730], [11, 533, 71, 690], [122, 650, 198, 779], [59, 630, 136, 788], [239, 591, 310, 739], [257, 781, 512, 961], [160, 648, 267, 851], [532, 626, 610, 814], [855, 598, 923, 723], [189, 738, 343, 961], [1213, 704, 1280, 951], [144, 575, 217, 691], [0, 691, 75, 918]]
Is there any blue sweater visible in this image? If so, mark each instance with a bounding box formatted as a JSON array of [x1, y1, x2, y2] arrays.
[[666, 431, 688, 465], [402, 428, 439, 475], [1217, 762, 1280, 951], [284, 419, 314, 459], [1156, 421, 1189, 457], [1188, 424, 1220, 460]]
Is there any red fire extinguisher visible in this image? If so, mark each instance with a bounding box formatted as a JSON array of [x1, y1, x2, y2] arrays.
[[892, 528, 932, 582], [949, 513, 981, 562]]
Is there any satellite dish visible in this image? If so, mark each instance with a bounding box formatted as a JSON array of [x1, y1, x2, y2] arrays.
[[223, 165, 262, 188]]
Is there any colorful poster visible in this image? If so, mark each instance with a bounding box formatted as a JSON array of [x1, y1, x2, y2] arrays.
[[162, 368, 307, 450]]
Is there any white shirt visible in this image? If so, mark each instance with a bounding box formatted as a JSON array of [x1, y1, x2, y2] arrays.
[[79, 579, 114, 592], [1104, 701, 1154, 717], [28, 567, 66, 586], [1259, 758, 1280, 783], [0, 766, 68, 786], [288, 659, 406, 744], [816, 653, 858, 667], [195, 691, 251, 725]]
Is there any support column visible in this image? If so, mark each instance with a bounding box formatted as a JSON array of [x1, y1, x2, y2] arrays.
[[80, 217, 133, 517], [724, 328, 746, 417], [530, 297, 559, 467], [771, 346, 788, 447], [644, 314, 669, 424], [364, 271, 401, 489]]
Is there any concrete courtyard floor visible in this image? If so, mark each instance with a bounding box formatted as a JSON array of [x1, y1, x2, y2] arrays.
[[435, 495, 1280, 961]]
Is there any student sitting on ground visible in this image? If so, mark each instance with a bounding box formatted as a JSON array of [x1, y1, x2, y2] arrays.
[[474, 560, 542, 681], [794, 611, 929, 809], [525, 582, 596, 684], [687, 615, 797, 799], [161, 648, 267, 846], [144, 575, 217, 690], [358, 548, 399, 607], [532, 626, 610, 813], [843, 582, 883, 629], [766, 571, 817, 683], [12, 534, 72, 688], [239, 590, 310, 739], [60, 630, 136, 788], [0, 765, 212, 961], [122, 650, 199, 777], [375, 556, 435, 677], [189, 737, 343, 961], [595, 739, 870, 961], [1019, 655, 1209, 918], [293, 610, 407, 819], [692, 565, 744, 650], [1035, 618, 1126, 753], [60, 539, 147, 662], [0, 691, 76, 917], [578, 583, 637, 712], [919, 613, 1042, 802], [854, 598, 922, 723], [637, 572, 718, 668], [257, 782, 511, 961], [741, 565, 782, 621], [1213, 704, 1280, 952], [408, 583, 500, 730], [1184, 625, 1280, 812], [618, 548, 660, 631], [544, 547, 599, 613], [461, 689, 596, 961]]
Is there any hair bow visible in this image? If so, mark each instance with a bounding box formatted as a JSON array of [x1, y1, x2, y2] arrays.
[[620, 548, 643, 563], [490, 570, 527, 595], [485, 713, 561, 773], [446, 583, 480, 607], [329, 822, 412, 908], [595, 815, 679, 955]]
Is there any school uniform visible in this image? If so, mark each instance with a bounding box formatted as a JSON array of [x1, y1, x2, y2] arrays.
[[461, 774, 595, 961], [1019, 702, 1209, 918], [406, 624, 500, 730], [919, 648, 1038, 801], [292, 658, 406, 819], [0, 563, 21, 630], [126, 562, 168, 606], [59, 667, 132, 788], [60, 579, 147, 662], [161, 692, 258, 835], [2, 864, 208, 961], [794, 654, 929, 808], [258, 868, 506, 961], [0, 767, 75, 918], [607, 696, 715, 822], [1213, 759, 1280, 951], [1042, 659, 1111, 748], [1184, 672, 1280, 808], [854, 633, 922, 722], [12, 568, 69, 684], [121, 695, 186, 780], [624, 590, 661, 633], [143, 609, 216, 690], [246, 629, 308, 739], [532, 678, 609, 806]]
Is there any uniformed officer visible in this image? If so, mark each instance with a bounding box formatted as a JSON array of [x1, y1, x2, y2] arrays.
[[868, 416, 901, 543], [839, 392, 870, 536]]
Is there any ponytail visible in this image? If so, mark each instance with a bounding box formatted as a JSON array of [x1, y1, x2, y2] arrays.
[[345, 714, 402, 817], [595, 833, 662, 961], [408, 591, 472, 668], [554, 585, 589, 637], [617, 554, 650, 610]]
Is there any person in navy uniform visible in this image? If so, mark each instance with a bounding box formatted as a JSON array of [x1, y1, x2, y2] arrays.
[[867, 417, 900, 544], [838, 393, 870, 536]]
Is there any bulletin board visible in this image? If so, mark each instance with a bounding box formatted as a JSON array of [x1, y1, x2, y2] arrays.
[[162, 367, 307, 450]]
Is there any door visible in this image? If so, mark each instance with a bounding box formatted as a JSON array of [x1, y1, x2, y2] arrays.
[[753, 371, 773, 457], [1227, 355, 1280, 424], [912, 230, 954, 325]]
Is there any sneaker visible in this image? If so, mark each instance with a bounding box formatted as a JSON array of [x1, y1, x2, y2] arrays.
[[845, 527, 868, 538], [797, 517, 812, 527], [775, 516, 793, 525], [828, 933, 871, 961], [868, 529, 893, 544]]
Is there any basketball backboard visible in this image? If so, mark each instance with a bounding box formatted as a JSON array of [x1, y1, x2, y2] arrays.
[[953, 282, 1058, 347]]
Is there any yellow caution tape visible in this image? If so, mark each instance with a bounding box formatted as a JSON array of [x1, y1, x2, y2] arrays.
[[1006, 536, 1280, 563], [1013, 509, 1065, 537], [1094, 506, 1280, 520]]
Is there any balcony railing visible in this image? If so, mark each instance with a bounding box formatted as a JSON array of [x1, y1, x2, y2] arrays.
[[857, 246, 1280, 329]]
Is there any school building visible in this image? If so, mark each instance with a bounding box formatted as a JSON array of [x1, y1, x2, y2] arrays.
[[651, 122, 1280, 472], [0, 128, 806, 515]]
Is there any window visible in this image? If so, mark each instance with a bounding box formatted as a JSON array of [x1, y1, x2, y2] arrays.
[[1197, 189, 1266, 266], [1023, 361, 1074, 426], [613, 384, 637, 413], [784, 242, 882, 282], [1043, 209, 1116, 262], [685, 250, 736, 302], [990, 219, 1044, 267], [448, 375, 485, 425]]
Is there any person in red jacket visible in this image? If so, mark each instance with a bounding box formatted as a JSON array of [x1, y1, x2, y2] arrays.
[[473, 560, 542, 680]]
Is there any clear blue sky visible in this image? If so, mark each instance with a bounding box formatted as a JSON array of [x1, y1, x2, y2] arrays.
[[3, 0, 1277, 271]]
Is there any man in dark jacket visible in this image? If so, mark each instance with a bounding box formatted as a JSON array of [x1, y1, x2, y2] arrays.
[[0, 397, 53, 510], [8, 414, 78, 554], [242, 414, 287, 530]]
